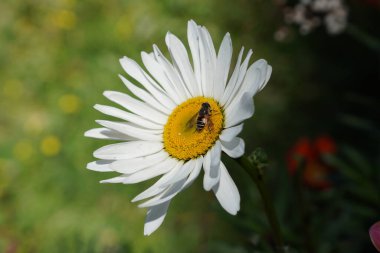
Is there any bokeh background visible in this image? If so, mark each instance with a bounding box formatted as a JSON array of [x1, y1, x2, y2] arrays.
[[0, 0, 379, 252]]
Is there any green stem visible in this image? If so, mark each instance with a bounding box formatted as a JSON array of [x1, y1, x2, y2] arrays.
[[346, 24, 380, 53], [294, 159, 315, 253], [237, 154, 286, 253]]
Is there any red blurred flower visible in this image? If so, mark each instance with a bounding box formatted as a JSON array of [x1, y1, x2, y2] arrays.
[[315, 135, 337, 155], [370, 221, 380, 252], [287, 135, 337, 189]]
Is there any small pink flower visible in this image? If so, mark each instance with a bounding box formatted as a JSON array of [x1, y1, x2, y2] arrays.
[[370, 221, 380, 252]]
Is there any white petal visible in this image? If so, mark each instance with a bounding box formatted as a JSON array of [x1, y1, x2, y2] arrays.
[[140, 51, 179, 107], [121, 56, 177, 110], [198, 26, 216, 97], [212, 162, 240, 215], [87, 160, 114, 172], [137, 159, 202, 208], [262, 64, 272, 91], [121, 157, 178, 184], [219, 124, 244, 143], [220, 47, 244, 105], [119, 75, 172, 114], [100, 176, 126, 184], [94, 104, 162, 130], [144, 200, 171, 236], [224, 92, 254, 128], [240, 61, 263, 98], [138, 177, 187, 208], [110, 151, 169, 174], [132, 157, 202, 203], [160, 159, 196, 187], [131, 160, 183, 202], [221, 137, 245, 158], [214, 33, 233, 101], [237, 59, 271, 99], [183, 156, 203, 189], [166, 33, 199, 96], [103, 91, 168, 125], [94, 141, 163, 160], [153, 45, 189, 103], [147, 160, 185, 189], [187, 20, 202, 93], [200, 26, 217, 64], [84, 128, 137, 141], [132, 185, 165, 203], [203, 141, 222, 191], [119, 56, 164, 93], [96, 120, 162, 141], [223, 49, 253, 107]]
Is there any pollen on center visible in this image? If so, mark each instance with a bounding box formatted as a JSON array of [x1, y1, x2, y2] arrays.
[[163, 97, 224, 161]]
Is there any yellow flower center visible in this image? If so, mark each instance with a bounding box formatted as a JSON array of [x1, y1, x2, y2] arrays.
[[163, 97, 224, 160]]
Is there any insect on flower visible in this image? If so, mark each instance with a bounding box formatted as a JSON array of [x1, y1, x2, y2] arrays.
[[186, 102, 214, 132]]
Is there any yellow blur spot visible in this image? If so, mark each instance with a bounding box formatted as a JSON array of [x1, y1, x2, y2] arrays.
[[59, 94, 80, 114], [99, 228, 118, 248], [2, 79, 23, 99], [52, 10, 76, 30], [40, 136, 61, 156], [63, 0, 76, 7], [116, 15, 134, 39], [13, 140, 34, 161], [24, 111, 48, 136]]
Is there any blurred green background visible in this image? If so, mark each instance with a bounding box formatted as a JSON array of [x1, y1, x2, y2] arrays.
[[0, 0, 379, 252]]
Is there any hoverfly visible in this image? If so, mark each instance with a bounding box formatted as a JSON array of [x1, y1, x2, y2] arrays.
[[186, 102, 213, 132]]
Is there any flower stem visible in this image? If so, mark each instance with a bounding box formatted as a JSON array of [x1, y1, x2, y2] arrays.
[[294, 158, 315, 253], [236, 150, 286, 253]]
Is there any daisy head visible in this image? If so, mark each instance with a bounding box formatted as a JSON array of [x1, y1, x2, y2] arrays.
[[85, 20, 272, 235]]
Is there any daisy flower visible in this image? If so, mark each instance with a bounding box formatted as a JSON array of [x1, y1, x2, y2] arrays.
[[85, 20, 272, 235]]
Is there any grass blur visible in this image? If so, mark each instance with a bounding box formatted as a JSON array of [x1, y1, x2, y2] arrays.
[[0, 0, 379, 252]]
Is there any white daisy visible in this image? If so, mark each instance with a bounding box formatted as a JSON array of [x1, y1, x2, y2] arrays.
[[85, 20, 272, 235]]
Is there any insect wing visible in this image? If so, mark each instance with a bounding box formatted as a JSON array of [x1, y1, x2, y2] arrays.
[[186, 112, 198, 130]]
